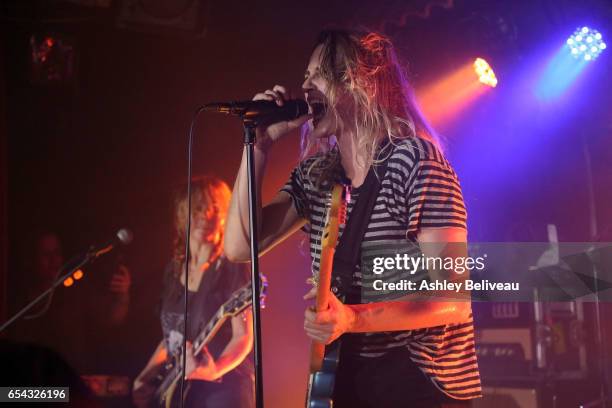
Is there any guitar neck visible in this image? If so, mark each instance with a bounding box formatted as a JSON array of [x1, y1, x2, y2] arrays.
[[155, 280, 266, 406], [193, 308, 225, 355], [192, 286, 254, 355], [309, 184, 344, 373], [189, 275, 267, 356]]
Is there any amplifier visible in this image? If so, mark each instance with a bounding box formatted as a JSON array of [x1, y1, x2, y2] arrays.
[[473, 386, 539, 408], [474, 300, 590, 380], [471, 379, 602, 408]]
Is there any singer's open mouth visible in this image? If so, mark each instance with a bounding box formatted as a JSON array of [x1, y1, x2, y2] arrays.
[[309, 100, 326, 126]]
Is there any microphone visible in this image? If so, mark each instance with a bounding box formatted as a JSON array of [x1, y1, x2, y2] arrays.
[[87, 228, 134, 259], [204, 99, 308, 123]]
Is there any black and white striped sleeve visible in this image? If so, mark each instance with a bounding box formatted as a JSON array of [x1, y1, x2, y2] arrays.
[[405, 142, 467, 234], [280, 163, 309, 220]]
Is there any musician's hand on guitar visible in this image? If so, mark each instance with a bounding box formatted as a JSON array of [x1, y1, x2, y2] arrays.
[[185, 342, 218, 381], [303, 289, 357, 345]]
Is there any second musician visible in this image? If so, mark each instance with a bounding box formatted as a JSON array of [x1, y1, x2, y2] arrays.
[[133, 175, 254, 408]]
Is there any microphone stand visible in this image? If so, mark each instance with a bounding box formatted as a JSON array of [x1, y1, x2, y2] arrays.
[[242, 118, 265, 408], [579, 129, 609, 408], [0, 248, 100, 334]]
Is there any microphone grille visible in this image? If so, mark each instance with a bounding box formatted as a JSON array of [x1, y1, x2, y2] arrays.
[[116, 228, 134, 245]]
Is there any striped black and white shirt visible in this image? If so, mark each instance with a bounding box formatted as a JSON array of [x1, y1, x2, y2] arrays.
[[281, 137, 482, 400]]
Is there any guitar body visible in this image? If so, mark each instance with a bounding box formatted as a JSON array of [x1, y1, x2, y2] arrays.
[[306, 340, 340, 408], [147, 377, 184, 408], [151, 360, 185, 408], [150, 276, 267, 408], [305, 184, 345, 408]]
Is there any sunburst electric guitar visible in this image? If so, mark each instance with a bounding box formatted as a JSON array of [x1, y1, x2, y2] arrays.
[[306, 184, 346, 408], [151, 275, 268, 408]]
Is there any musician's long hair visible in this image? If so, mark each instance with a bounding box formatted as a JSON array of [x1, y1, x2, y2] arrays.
[[171, 175, 231, 272], [301, 29, 440, 186]]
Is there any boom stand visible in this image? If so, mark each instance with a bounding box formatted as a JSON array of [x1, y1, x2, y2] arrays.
[[0, 250, 97, 333]]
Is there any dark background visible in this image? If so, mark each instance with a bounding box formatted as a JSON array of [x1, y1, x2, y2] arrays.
[[1, 0, 612, 407]]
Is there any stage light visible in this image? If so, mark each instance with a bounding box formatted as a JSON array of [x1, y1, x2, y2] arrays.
[[73, 269, 84, 280], [418, 61, 491, 125], [63, 277, 74, 287], [29, 34, 76, 84], [473, 58, 498, 87], [567, 27, 606, 61]]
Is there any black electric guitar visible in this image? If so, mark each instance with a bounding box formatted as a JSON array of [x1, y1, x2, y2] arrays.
[[306, 184, 345, 408], [151, 275, 268, 408]]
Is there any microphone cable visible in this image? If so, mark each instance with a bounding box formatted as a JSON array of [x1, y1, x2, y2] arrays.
[[179, 105, 205, 408]]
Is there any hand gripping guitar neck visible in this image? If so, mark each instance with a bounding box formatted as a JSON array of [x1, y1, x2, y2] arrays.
[[306, 184, 345, 408]]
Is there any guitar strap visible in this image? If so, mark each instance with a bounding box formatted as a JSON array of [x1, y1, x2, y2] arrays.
[[332, 149, 389, 304]]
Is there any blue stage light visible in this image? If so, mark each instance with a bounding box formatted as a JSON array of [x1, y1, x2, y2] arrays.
[[567, 27, 606, 61]]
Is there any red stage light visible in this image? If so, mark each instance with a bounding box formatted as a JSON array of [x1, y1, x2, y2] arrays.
[[29, 34, 75, 84]]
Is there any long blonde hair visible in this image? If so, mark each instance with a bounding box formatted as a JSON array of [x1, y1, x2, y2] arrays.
[[172, 175, 231, 265], [302, 29, 440, 185]]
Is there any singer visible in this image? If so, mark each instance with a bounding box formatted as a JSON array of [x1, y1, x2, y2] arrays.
[[132, 176, 254, 408], [225, 30, 481, 407]]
